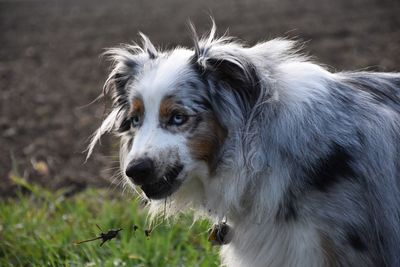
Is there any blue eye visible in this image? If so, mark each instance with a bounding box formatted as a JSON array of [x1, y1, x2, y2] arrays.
[[131, 115, 141, 127], [169, 113, 188, 126]]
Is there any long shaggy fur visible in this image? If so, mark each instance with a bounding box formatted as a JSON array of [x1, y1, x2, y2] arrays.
[[88, 22, 400, 266]]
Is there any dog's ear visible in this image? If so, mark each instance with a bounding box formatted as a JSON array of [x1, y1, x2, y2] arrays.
[[195, 55, 261, 115], [87, 35, 158, 158], [103, 34, 158, 109], [189, 22, 262, 127], [86, 49, 140, 158], [103, 52, 138, 109]]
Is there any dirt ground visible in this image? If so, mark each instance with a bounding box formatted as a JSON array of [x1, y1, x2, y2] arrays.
[[1, 0, 399, 196]]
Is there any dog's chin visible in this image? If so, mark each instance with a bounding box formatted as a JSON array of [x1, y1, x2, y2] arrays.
[[140, 165, 184, 200]]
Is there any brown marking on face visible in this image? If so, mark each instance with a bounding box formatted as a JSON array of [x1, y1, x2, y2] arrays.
[[159, 96, 186, 120], [188, 113, 227, 173], [159, 96, 176, 119], [159, 96, 193, 132], [319, 231, 339, 267], [130, 97, 144, 116]]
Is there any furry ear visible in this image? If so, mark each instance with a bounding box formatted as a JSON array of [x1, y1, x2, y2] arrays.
[[86, 46, 143, 159], [189, 22, 262, 125], [103, 34, 157, 108], [86, 49, 138, 159], [87, 34, 158, 159], [103, 51, 138, 109], [200, 56, 261, 114]]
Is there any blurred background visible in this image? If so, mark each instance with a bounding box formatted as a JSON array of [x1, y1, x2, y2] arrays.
[[1, 0, 400, 197]]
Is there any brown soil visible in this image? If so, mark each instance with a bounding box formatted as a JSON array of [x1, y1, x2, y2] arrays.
[[1, 0, 399, 196]]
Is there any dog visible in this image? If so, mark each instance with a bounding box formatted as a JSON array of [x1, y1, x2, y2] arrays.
[[87, 22, 400, 266]]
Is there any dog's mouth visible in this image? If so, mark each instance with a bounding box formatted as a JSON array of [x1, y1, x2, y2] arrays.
[[140, 164, 184, 199]]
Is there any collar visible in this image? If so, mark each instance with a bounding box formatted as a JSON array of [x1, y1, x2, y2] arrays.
[[208, 222, 232, 246]]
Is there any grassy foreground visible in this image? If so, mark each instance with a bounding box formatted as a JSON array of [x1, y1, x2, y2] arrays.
[[0, 177, 219, 266]]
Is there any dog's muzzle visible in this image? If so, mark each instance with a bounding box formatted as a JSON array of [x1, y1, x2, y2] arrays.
[[125, 158, 184, 199]]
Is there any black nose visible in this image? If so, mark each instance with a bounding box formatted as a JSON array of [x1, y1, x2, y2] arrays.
[[125, 158, 155, 185]]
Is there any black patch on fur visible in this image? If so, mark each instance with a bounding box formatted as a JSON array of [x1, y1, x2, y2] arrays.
[[113, 73, 130, 106], [276, 189, 298, 222], [110, 59, 138, 109], [276, 143, 355, 222], [305, 143, 355, 192], [284, 202, 298, 221], [118, 118, 131, 133], [347, 229, 367, 252]]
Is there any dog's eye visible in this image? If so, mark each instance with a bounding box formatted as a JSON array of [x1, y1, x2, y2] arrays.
[[131, 115, 141, 127], [168, 113, 188, 126]]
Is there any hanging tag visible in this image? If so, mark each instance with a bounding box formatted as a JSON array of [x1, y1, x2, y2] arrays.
[[208, 222, 232, 246]]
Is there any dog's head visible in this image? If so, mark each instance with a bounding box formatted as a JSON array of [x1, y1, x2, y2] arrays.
[[87, 24, 263, 201]]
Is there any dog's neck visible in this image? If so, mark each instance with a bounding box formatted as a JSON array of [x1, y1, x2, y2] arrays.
[[192, 163, 325, 267]]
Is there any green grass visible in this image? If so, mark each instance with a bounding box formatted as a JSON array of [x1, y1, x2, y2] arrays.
[[0, 176, 220, 266]]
